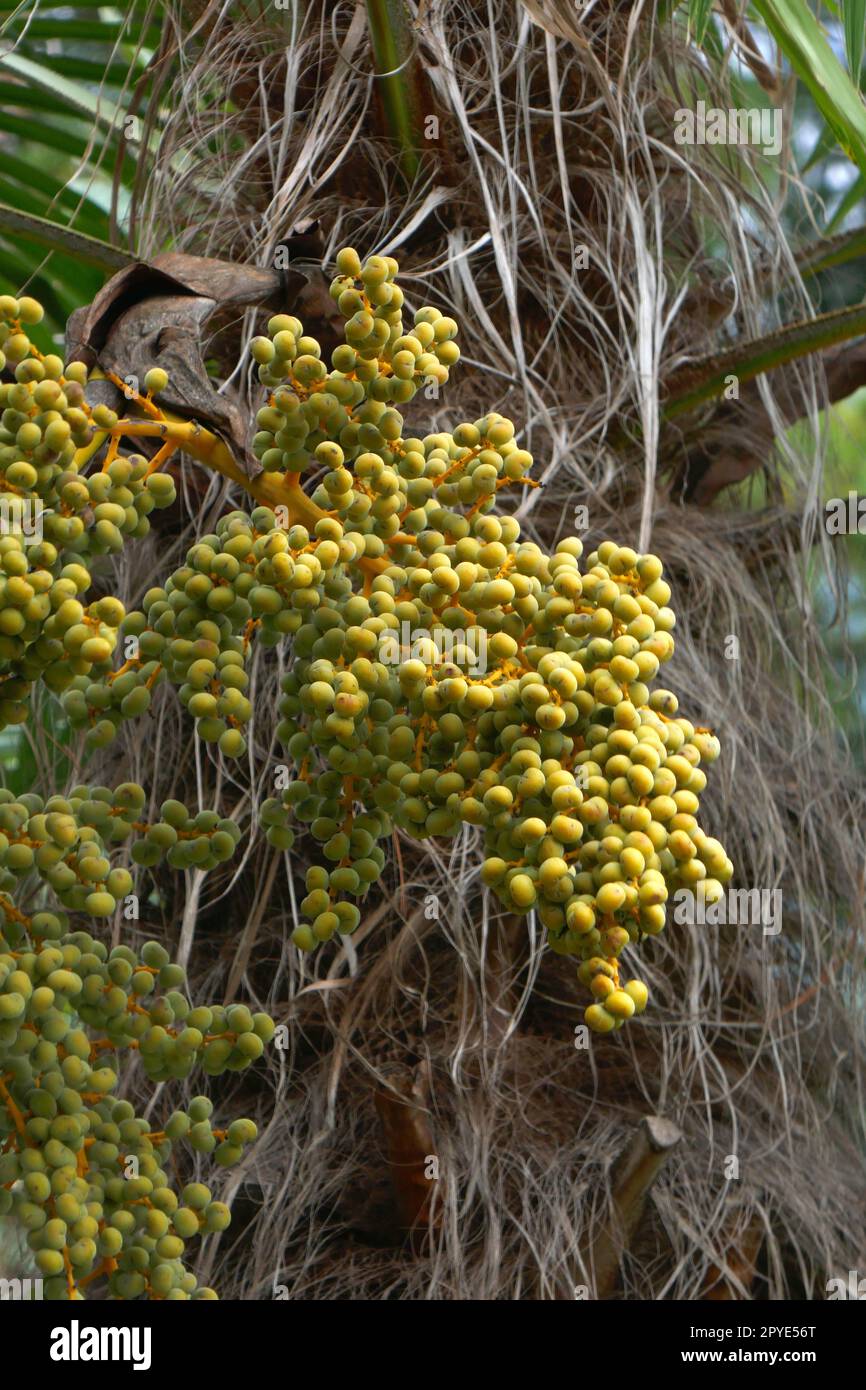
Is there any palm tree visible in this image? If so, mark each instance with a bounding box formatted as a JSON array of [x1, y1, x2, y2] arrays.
[[1, 0, 865, 1299]]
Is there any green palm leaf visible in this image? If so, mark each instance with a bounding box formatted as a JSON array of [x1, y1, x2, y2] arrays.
[[0, 51, 138, 130], [795, 224, 866, 275], [0, 202, 132, 271], [0, 2, 166, 331], [841, 0, 866, 90], [664, 304, 866, 416], [752, 0, 866, 176], [689, 0, 715, 45]]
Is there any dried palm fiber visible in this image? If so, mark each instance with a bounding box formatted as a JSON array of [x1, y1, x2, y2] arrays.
[[31, 0, 864, 1298]]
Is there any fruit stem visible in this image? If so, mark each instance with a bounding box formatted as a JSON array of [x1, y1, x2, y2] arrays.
[[94, 396, 390, 577]]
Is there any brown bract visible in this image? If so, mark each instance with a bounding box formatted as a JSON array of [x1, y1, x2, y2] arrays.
[[64, 237, 329, 478]]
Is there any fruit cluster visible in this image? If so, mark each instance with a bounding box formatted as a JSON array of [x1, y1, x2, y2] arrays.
[[0, 295, 176, 726], [0, 915, 268, 1299], [56, 250, 729, 1030], [246, 252, 730, 1032], [0, 250, 730, 1298]]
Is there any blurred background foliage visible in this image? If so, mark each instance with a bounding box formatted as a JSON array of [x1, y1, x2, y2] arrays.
[[721, 7, 866, 756], [0, 1, 158, 335], [0, 0, 864, 762]]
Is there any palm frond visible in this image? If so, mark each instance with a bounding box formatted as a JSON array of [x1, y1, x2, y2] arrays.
[[0, 0, 166, 327]]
